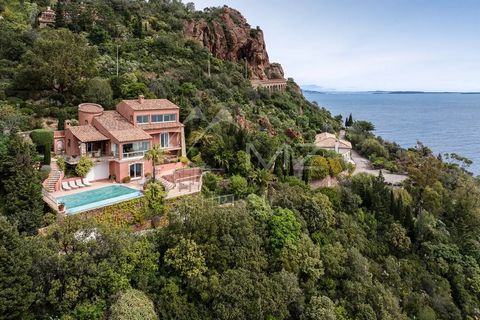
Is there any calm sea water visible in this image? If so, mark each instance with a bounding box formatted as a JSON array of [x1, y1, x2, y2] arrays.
[[304, 92, 480, 175]]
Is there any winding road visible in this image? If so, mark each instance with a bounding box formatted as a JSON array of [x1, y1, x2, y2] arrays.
[[351, 150, 408, 185]]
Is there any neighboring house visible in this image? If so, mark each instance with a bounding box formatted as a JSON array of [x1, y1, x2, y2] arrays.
[[37, 6, 56, 28], [54, 96, 186, 183], [314, 132, 353, 163]]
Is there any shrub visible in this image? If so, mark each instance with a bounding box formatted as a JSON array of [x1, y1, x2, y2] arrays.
[[179, 156, 189, 164], [75, 155, 94, 177], [328, 158, 343, 177], [309, 156, 330, 180], [122, 176, 131, 183], [56, 157, 66, 172], [229, 175, 248, 197], [110, 289, 157, 320], [203, 172, 220, 192], [30, 129, 53, 148], [151, 215, 162, 229], [359, 138, 388, 158]]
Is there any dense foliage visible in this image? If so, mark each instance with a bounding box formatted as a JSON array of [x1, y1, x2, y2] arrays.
[[1, 1, 480, 319]]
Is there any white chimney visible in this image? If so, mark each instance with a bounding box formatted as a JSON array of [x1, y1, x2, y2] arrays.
[[138, 95, 145, 104]]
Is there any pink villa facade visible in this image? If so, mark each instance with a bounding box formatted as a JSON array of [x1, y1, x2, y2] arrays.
[[53, 96, 186, 184]]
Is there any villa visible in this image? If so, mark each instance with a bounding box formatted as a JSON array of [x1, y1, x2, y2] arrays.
[[315, 132, 353, 163], [53, 96, 186, 184]]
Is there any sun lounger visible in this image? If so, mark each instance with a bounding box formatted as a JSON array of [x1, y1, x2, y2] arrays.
[[68, 181, 79, 189], [75, 179, 86, 188], [62, 182, 72, 191], [82, 179, 92, 186]]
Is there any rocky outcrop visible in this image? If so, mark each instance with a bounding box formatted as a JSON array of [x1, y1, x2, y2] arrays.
[[184, 6, 284, 80]]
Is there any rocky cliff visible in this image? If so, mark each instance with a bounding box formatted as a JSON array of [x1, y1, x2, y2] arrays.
[[184, 6, 284, 80]]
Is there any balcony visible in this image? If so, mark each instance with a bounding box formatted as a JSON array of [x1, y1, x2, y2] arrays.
[[122, 150, 147, 159]]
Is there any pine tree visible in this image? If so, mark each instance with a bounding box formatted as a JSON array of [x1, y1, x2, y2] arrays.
[[0, 217, 35, 318], [54, 1, 66, 28], [0, 136, 44, 234]]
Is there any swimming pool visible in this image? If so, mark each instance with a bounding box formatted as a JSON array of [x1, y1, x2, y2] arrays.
[[56, 185, 143, 215]]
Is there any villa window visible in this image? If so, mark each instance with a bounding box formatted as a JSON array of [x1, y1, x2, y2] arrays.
[[151, 114, 177, 123], [136, 115, 149, 124], [67, 139, 71, 147], [160, 133, 169, 148], [122, 141, 150, 158], [86, 142, 93, 153], [129, 163, 143, 180]]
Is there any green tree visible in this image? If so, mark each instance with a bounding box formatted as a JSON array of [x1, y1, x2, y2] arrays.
[[359, 138, 388, 158], [43, 143, 51, 165], [15, 29, 98, 94], [54, 1, 66, 28], [268, 208, 301, 250], [164, 237, 207, 280], [0, 217, 35, 318], [0, 136, 43, 233], [143, 181, 166, 217], [109, 289, 157, 320], [302, 295, 337, 320], [75, 155, 94, 177], [144, 144, 165, 181], [83, 77, 113, 108]]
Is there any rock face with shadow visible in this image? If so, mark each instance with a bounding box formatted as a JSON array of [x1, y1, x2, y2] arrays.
[[184, 6, 284, 80]]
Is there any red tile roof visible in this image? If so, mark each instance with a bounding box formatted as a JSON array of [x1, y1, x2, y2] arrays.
[[68, 125, 109, 142], [120, 98, 180, 111], [93, 111, 152, 143], [139, 122, 184, 131]]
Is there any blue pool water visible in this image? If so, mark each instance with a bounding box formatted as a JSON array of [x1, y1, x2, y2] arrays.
[[304, 92, 480, 175], [56, 185, 143, 215]]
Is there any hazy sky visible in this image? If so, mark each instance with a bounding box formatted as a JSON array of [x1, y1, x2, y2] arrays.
[[192, 0, 480, 91]]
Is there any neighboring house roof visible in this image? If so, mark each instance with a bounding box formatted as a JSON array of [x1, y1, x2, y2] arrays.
[[69, 125, 109, 142], [315, 132, 352, 149], [120, 98, 180, 111], [94, 111, 152, 143]]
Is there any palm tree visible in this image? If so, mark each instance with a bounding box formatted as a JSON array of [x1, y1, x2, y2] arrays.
[[144, 144, 165, 181]]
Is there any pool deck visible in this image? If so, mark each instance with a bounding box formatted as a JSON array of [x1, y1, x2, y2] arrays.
[[44, 177, 202, 215], [51, 180, 143, 198]]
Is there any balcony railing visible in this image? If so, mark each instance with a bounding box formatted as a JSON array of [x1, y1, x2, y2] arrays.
[[122, 150, 147, 159]]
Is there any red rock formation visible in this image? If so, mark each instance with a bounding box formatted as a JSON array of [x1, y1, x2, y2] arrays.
[[184, 6, 284, 80]]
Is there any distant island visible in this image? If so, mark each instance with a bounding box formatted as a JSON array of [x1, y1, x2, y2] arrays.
[[301, 88, 480, 94]]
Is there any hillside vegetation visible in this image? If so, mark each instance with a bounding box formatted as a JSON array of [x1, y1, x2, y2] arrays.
[[1, 1, 480, 319]]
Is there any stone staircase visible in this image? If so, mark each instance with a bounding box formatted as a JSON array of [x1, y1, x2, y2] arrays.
[[44, 160, 62, 192], [158, 177, 175, 191]]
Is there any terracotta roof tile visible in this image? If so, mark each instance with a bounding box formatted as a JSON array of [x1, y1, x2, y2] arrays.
[[93, 111, 152, 143], [121, 98, 180, 111], [315, 132, 352, 149], [139, 122, 184, 131], [68, 125, 109, 142]]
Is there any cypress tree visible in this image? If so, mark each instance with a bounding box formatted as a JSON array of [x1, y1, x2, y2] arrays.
[[43, 143, 51, 165], [57, 110, 67, 130], [347, 113, 353, 126], [54, 1, 66, 28], [133, 15, 143, 39]]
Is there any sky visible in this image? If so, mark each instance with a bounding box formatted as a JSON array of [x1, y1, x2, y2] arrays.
[[192, 0, 480, 92]]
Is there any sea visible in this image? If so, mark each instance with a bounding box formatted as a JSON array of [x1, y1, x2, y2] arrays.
[[304, 91, 480, 175]]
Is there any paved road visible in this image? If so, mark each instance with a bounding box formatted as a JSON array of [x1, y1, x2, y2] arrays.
[[351, 150, 408, 185]]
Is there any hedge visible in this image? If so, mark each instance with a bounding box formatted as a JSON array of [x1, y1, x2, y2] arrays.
[[30, 129, 54, 147]]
